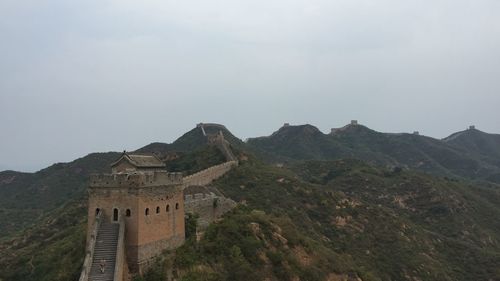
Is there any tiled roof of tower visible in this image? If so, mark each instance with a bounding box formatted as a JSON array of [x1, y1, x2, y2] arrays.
[[127, 155, 165, 167], [111, 152, 166, 168]]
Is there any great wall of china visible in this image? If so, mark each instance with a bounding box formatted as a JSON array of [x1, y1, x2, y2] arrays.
[[183, 160, 238, 187], [79, 123, 239, 281]]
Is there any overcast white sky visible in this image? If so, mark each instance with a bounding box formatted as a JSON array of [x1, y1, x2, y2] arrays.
[[1, 0, 499, 172]]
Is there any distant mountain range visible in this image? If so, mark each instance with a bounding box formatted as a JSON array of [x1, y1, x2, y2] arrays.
[[247, 123, 500, 183], [1, 122, 500, 281], [1, 122, 499, 237]]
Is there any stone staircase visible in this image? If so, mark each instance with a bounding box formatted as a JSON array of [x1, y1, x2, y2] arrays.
[[88, 222, 119, 281], [215, 137, 237, 162]]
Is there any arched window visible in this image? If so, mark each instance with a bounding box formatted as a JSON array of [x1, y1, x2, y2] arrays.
[[145, 208, 150, 216], [95, 208, 100, 216], [156, 206, 160, 214], [113, 208, 119, 221], [166, 205, 170, 212], [126, 209, 131, 217], [175, 203, 179, 210]]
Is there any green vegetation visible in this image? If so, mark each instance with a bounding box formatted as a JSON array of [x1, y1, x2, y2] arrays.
[[134, 158, 500, 280], [165, 146, 226, 175], [209, 159, 500, 280], [0, 201, 86, 281], [0, 152, 119, 238], [2, 124, 500, 281], [167, 125, 243, 153], [445, 128, 500, 167], [247, 124, 500, 183], [174, 207, 340, 281]]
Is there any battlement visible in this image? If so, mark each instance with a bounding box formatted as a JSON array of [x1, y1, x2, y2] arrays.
[[183, 161, 238, 187], [90, 171, 183, 188], [84, 126, 240, 276]]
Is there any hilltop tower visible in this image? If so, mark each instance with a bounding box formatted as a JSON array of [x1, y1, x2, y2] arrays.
[[85, 153, 185, 276], [80, 126, 239, 281]]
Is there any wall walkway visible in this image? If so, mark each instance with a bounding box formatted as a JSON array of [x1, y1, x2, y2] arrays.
[[183, 161, 238, 187]]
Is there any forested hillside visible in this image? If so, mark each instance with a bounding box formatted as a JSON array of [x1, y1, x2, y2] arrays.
[[1, 124, 500, 281]]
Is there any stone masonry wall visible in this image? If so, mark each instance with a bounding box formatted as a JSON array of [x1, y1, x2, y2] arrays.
[[216, 141, 236, 162], [87, 183, 185, 273], [183, 161, 238, 187], [135, 189, 185, 266], [79, 212, 102, 281], [114, 218, 128, 281], [84, 124, 240, 278], [184, 192, 236, 229], [90, 172, 183, 188]]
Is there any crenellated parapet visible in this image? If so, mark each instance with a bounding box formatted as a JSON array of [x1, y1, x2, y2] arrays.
[[90, 171, 183, 188], [184, 188, 237, 231], [183, 161, 238, 187], [83, 128, 240, 279], [87, 170, 185, 275]]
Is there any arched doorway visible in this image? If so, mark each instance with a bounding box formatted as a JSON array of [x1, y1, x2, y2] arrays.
[[113, 208, 119, 222]]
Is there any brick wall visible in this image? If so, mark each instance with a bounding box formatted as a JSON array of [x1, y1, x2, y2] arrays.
[[87, 183, 185, 273], [184, 192, 236, 229], [183, 161, 238, 187]]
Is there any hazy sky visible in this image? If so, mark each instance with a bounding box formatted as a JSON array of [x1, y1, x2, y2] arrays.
[[1, 0, 499, 172]]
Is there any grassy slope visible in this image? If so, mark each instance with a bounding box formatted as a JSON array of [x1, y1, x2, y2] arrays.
[[0, 145, 229, 281], [445, 129, 500, 181], [165, 146, 226, 175], [168, 159, 500, 281], [0, 124, 232, 238], [0, 152, 119, 238], [2, 158, 500, 281], [2, 124, 500, 281], [0, 201, 87, 281], [293, 160, 500, 279], [445, 129, 500, 160]]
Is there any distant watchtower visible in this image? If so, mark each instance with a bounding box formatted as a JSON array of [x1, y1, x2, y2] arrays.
[[351, 120, 358, 125], [469, 125, 476, 130], [87, 153, 185, 274]]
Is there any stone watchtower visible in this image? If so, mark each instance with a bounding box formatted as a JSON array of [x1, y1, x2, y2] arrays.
[[86, 152, 185, 275]]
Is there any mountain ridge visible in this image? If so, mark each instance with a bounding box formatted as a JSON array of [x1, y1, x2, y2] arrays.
[[247, 123, 500, 183], [1, 122, 500, 281], [0, 123, 242, 238]]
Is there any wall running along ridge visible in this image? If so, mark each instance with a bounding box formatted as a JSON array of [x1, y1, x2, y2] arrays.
[[183, 161, 238, 187], [82, 123, 240, 280]]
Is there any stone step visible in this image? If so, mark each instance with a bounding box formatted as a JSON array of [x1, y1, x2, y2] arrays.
[[88, 222, 119, 281]]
